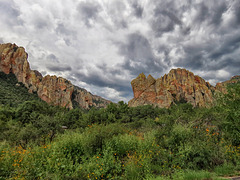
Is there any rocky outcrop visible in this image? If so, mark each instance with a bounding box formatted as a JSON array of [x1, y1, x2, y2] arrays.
[[129, 68, 220, 108], [0, 43, 111, 109], [0, 43, 30, 84], [37, 75, 74, 108]]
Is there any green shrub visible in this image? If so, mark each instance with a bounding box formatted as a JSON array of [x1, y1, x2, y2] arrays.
[[106, 134, 140, 158], [76, 147, 123, 180], [53, 131, 84, 164], [167, 124, 193, 151]]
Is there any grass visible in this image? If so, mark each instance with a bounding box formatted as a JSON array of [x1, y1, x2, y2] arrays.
[[214, 163, 236, 177]]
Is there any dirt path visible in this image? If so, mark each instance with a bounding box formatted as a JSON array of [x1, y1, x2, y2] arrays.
[[223, 176, 240, 180]]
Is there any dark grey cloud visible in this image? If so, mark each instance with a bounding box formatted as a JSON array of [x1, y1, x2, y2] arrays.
[[46, 54, 72, 72], [210, 35, 240, 60], [209, 2, 227, 26], [174, 43, 207, 70], [118, 32, 166, 76], [175, 30, 240, 73], [47, 54, 59, 63], [77, 1, 101, 27], [150, 1, 183, 36], [155, 10, 182, 26], [190, 1, 228, 28], [152, 11, 182, 35], [119, 33, 153, 61], [72, 70, 132, 94], [55, 23, 76, 47], [0, 38, 3, 44], [56, 23, 73, 36], [194, 3, 209, 24], [96, 63, 122, 76], [224, 60, 240, 78], [131, 2, 143, 18], [152, 15, 174, 34], [47, 64, 72, 72], [232, 0, 240, 24]]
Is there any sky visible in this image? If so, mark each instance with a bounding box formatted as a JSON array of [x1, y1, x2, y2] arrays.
[[0, 0, 240, 102]]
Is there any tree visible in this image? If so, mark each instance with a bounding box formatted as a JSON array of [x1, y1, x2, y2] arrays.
[[62, 108, 83, 128], [15, 100, 48, 124]]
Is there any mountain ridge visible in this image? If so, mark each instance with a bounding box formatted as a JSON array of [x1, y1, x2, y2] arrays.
[[128, 68, 240, 108], [0, 43, 111, 109]]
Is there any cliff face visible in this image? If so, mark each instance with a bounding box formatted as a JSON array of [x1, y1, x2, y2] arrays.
[[129, 68, 239, 108], [0, 43, 30, 84], [72, 86, 111, 109], [0, 43, 110, 109]]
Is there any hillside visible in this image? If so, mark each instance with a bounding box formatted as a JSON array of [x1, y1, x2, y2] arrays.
[[0, 72, 40, 107]]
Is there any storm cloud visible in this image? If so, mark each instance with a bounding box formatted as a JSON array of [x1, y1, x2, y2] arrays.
[[118, 33, 166, 76], [77, 1, 101, 27], [1, 0, 240, 102]]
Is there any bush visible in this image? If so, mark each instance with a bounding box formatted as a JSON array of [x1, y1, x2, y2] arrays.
[[81, 124, 126, 156], [76, 147, 122, 180]]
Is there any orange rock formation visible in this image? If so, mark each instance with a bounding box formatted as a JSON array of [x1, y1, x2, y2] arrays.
[[0, 43, 110, 109], [129, 68, 239, 108]]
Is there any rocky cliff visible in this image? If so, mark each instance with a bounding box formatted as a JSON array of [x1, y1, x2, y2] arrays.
[[0, 43, 111, 109], [129, 68, 239, 108], [72, 86, 111, 109]]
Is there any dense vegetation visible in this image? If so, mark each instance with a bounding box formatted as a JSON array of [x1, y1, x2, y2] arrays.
[[0, 73, 240, 179], [0, 72, 40, 107]]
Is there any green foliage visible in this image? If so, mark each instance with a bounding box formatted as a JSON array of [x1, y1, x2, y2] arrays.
[[219, 83, 240, 146], [15, 100, 49, 124], [0, 100, 66, 147], [61, 108, 83, 128], [1, 81, 240, 179], [77, 147, 123, 180], [80, 124, 126, 156], [0, 72, 40, 106]]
